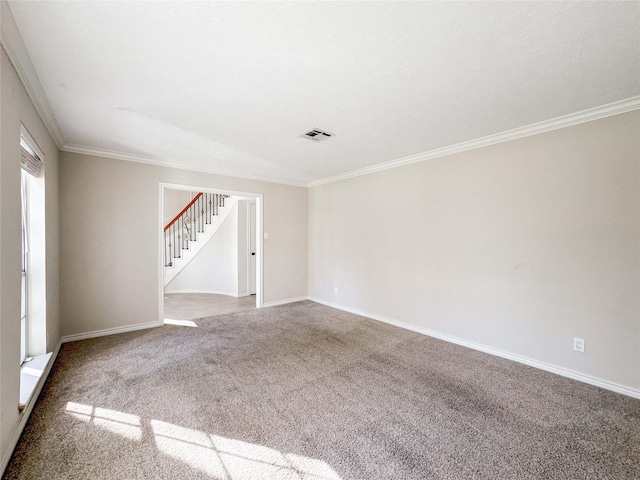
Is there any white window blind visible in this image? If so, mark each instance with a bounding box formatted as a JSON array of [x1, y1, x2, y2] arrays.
[[20, 140, 43, 177]]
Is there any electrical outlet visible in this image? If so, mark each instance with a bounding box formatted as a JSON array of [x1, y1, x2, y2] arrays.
[[333, 286, 338, 294], [573, 337, 585, 353]]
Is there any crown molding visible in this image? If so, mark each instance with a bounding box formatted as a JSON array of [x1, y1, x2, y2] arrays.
[[61, 143, 308, 188], [0, 1, 66, 149], [308, 96, 640, 187], [63, 93, 640, 190]]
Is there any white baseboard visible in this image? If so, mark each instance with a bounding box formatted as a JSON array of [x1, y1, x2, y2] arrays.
[[262, 296, 308, 308], [1, 342, 61, 476], [164, 290, 241, 297], [308, 297, 640, 400], [61, 321, 162, 343]]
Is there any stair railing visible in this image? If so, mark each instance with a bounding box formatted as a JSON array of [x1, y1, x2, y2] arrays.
[[164, 193, 229, 267]]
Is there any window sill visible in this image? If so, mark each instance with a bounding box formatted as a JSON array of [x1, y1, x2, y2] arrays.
[[19, 352, 52, 412]]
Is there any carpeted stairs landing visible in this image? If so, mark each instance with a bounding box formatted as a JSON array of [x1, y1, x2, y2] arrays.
[[4, 301, 640, 479]]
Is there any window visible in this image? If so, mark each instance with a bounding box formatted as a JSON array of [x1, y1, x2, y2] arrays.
[[21, 171, 29, 364], [19, 127, 51, 410], [19, 130, 44, 365]]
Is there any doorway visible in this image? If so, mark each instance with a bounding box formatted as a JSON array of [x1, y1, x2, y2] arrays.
[[158, 183, 262, 324]]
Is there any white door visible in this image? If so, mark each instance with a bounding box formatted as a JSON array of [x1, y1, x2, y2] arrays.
[[249, 202, 256, 295]]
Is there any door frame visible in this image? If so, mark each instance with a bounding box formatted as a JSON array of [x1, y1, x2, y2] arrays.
[[248, 200, 257, 296], [158, 182, 264, 324]]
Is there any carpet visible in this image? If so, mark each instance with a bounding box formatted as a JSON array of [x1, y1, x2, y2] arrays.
[[4, 301, 640, 479]]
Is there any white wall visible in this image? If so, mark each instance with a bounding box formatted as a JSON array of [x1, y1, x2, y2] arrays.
[[59, 152, 308, 337], [0, 47, 60, 465], [309, 110, 640, 392], [163, 188, 192, 224], [165, 200, 241, 296]]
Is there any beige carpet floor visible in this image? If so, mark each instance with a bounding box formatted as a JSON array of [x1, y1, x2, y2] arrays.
[[164, 293, 256, 320], [4, 301, 640, 479]]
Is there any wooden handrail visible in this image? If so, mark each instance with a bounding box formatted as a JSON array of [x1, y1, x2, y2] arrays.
[[164, 192, 203, 232]]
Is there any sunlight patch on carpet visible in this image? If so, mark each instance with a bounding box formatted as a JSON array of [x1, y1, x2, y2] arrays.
[[164, 318, 198, 327], [66, 402, 142, 441], [66, 402, 341, 479], [151, 419, 342, 479]]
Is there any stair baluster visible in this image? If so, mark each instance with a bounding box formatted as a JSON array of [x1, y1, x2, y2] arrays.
[[163, 193, 230, 268]]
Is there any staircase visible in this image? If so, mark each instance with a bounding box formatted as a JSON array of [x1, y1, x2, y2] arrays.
[[163, 192, 233, 286]]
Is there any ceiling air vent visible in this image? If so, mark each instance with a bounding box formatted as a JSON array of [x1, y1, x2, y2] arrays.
[[301, 128, 334, 142]]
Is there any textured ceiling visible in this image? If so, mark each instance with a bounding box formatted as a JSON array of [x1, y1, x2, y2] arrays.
[[6, 1, 640, 185]]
